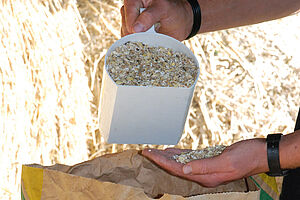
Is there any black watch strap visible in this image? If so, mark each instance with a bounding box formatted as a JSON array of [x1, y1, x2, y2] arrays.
[[266, 134, 289, 176], [185, 0, 201, 40]]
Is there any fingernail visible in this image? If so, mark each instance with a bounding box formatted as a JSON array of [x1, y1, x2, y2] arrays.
[[133, 23, 144, 33], [183, 165, 192, 174]]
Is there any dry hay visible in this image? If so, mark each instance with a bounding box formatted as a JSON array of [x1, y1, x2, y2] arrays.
[[0, 0, 96, 199]]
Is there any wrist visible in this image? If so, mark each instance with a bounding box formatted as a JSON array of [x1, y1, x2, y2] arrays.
[[255, 138, 269, 173]]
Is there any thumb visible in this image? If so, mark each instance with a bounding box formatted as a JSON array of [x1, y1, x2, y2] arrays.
[[183, 156, 224, 175], [133, 6, 164, 33]]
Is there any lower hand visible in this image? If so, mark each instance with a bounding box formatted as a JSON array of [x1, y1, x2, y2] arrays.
[[142, 138, 269, 187]]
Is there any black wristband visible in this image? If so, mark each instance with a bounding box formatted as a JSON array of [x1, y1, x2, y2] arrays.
[[185, 0, 201, 40], [266, 134, 289, 176]]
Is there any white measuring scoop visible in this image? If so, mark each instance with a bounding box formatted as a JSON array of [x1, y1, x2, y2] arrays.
[[99, 8, 200, 145]]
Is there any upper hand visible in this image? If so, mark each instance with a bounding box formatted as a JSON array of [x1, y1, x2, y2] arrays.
[[142, 139, 269, 187], [121, 0, 193, 41]]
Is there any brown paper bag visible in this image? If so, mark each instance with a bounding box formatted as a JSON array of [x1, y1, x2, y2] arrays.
[[21, 150, 260, 199]]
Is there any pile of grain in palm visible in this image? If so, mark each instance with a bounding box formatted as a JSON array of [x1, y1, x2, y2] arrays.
[[106, 41, 198, 87], [173, 145, 226, 164]]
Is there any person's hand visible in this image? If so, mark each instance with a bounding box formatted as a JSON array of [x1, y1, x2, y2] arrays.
[[142, 138, 269, 187], [121, 0, 193, 41]]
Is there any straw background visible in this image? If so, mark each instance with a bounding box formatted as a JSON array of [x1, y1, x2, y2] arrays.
[[1, 0, 299, 199]]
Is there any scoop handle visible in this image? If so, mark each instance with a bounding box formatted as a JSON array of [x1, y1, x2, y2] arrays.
[[139, 8, 156, 34]]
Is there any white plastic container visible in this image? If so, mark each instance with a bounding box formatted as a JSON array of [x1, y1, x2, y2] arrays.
[[99, 14, 199, 145]]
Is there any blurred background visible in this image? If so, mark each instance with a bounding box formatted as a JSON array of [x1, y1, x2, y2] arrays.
[[0, 0, 299, 199]]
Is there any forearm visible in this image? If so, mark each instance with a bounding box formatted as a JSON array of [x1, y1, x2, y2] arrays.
[[197, 0, 300, 33], [280, 130, 300, 170]]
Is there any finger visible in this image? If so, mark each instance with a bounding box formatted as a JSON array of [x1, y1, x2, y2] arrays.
[[133, 5, 165, 33], [183, 156, 225, 175], [121, 26, 124, 37], [143, 148, 190, 160], [124, 0, 144, 33], [142, 149, 176, 160], [121, 26, 125, 37], [121, 6, 129, 36], [164, 148, 191, 154], [142, 149, 184, 174]]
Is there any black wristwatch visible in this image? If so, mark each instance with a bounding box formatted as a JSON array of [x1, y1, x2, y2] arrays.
[[266, 133, 289, 176]]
